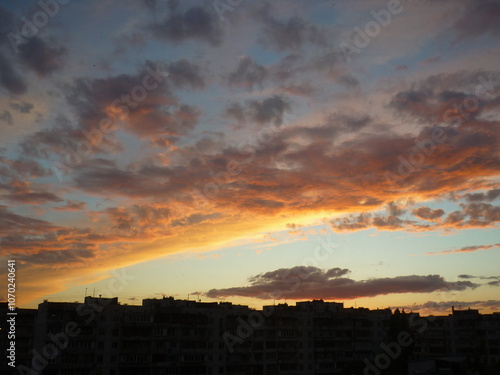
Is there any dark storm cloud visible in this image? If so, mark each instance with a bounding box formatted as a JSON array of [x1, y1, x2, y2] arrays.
[[275, 111, 371, 143], [0, 211, 121, 256], [142, 0, 158, 11], [336, 74, 360, 88], [19, 61, 196, 161], [0, 110, 13, 125], [92, 204, 178, 239], [18, 116, 118, 160], [71, 158, 191, 199], [112, 32, 147, 56], [386, 202, 407, 217], [223, 102, 246, 123], [0, 5, 21, 88], [10, 101, 34, 113], [325, 267, 351, 278], [372, 215, 411, 230], [73, 166, 155, 198], [248, 96, 291, 125], [63, 111, 499, 225], [0, 157, 51, 180], [0, 51, 27, 94], [18, 37, 66, 76], [463, 203, 500, 224], [0, 7, 66, 79], [389, 70, 500, 123], [457, 275, 500, 280], [444, 210, 466, 224], [63, 61, 198, 139], [3, 191, 62, 204], [310, 48, 341, 73], [256, 6, 327, 51], [0, 5, 16, 38], [462, 275, 500, 281], [223, 95, 291, 126], [331, 199, 499, 233], [442, 203, 500, 229], [206, 266, 479, 300], [166, 59, 205, 89], [64, 61, 171, 116], [19, 120, 73, 158], [14, 248, 95, 266], [330, 212, 419, 232], [72, 160, 201, 206], [135, 104, 200, 138], [326, 112, 372, 133], [452, 1, 500, 43], [0, 205, 61, 235], [149, 5, 223, 46], [228, 56, 268, 90], [389, 88, 434, 122], [270, 53, 304, 82], [0, 176, 62, 204], [412, 207, 445, 221], [464, 188, 500, 202]]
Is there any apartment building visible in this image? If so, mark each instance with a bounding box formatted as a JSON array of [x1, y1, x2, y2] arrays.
[[412, 307, 500, 373], [2, 298, 499, 375]]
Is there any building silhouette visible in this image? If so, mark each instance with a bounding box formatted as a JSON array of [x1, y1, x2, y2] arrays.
[[1, 298, 499, 374]]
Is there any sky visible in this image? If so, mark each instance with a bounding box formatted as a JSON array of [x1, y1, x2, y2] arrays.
[[0, 0, 499, 316]]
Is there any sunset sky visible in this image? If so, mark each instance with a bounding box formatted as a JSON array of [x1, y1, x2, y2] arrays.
[[0, 0, 499, 315]]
